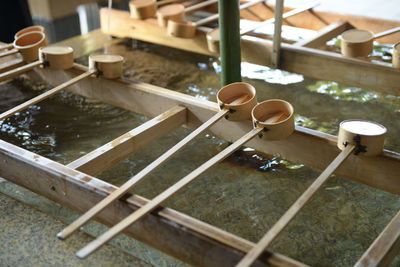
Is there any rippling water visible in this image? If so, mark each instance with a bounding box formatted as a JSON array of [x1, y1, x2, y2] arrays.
[[1, 40, 400, 266]]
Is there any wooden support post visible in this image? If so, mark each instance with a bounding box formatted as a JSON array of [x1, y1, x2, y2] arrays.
[[67, 106, 187, 175], [271, 0, 284, 68], [219, 0, 242, 86], [354, 210, 400, 267], [295, 21, 354, 48]]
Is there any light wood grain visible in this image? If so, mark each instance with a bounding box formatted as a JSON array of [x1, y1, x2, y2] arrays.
[[236, 144, 355, 267], [76, 127, 263, 258], [0, 49, 18, 58], [67, 105, 187, 175]]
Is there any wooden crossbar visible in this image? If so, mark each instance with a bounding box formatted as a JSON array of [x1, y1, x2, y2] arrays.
[[67, 105, 187, 175]]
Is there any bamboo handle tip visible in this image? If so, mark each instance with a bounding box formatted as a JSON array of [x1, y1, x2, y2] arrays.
[[56, 231, 68, 240]]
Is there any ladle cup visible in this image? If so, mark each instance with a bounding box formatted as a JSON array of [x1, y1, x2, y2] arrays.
[[0, 53, 124, 122], [236, 119, 386, 267], [157, 0, 218, 28], [73, 98, 294, 259], [206, 1, 318, 52], [393, 42, 400, 68], [167, 0, 264, 38], [0, 46, 74, 82], [341, 27, 400, 57], [57, 82, 257, 241], [0, 31, 48, 62], [0, 25, 45, 51], [129, 0, 181, 20]]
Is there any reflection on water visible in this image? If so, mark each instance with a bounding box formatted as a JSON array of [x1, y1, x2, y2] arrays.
[[1, 40, 400, 266]]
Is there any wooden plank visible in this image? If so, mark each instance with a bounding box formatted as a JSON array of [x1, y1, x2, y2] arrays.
[[237, 145, 356, 267], [354, 210, 400, 267], [271, 0, 284, 68], [295, 21, 353, 48], [67, 105, 187, 175], [100, 8, 400, 95], [0, 139, 306, 267], [30, 65, 400, 195]]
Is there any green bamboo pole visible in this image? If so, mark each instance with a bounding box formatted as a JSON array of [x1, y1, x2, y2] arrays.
[[219, 0, 241, 86]]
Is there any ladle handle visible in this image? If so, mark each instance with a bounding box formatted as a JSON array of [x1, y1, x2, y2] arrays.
[[373, 27, 400, 39], [57, 108, 229, 240], [0, 43, 13, 51], [240, 1, 319, 35], [184, 0, 218, 13], [196, 0, 264, 26], [0, 49, 18, 59], [236, 144, 356, 267], [76, 126, 263, 259], [0, 70, 94, 121], [0, 60, 42, 82]]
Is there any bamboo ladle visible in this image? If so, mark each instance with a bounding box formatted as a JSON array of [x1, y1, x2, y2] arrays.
[[57, 82, 257, 240], [236, 119, 387, 267], [74, 99, 295, 258], [157, 0, 218, 27], [0, 53, 123, 122], [0, 31, 48, 62], [206, 1, 319, 52], [0, 25, 45, 51], [0, 46, 74, 83], [129, 0, 184, 20], [167, 0, 264, 38], [341, 27, 400, 57]]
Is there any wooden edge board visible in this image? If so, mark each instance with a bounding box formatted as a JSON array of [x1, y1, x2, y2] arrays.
[[295, 21, 353, 48], [67, 105, 187, 176], [0, 139, 306, 267], [29, 65, 400, 195], [100, 8, 400, 95], [354, 209, 400, 267]]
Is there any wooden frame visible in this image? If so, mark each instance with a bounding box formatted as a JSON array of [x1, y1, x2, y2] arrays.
[[99, 7, 400, 95], [1, 4, 400, 264], [0, 61, 397, 266]]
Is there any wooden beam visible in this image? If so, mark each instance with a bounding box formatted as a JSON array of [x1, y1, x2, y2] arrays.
[[30, 65, 400, 195], [295, 21, 353, 48], [67, 105, 187, 175], [354, 210, 400, 267], [100, 8, 400, 95], [0, 139, 306, 267]]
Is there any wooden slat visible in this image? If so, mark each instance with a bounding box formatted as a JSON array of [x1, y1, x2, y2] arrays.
[[295, 21, 353, 48], [0, 61, 42, 82], [0, 139, 306, 267], [354, 210, 400, 267], [30, 65, 400, 195], [100, 8, 400, 95], [67, 105, 187, 175]]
